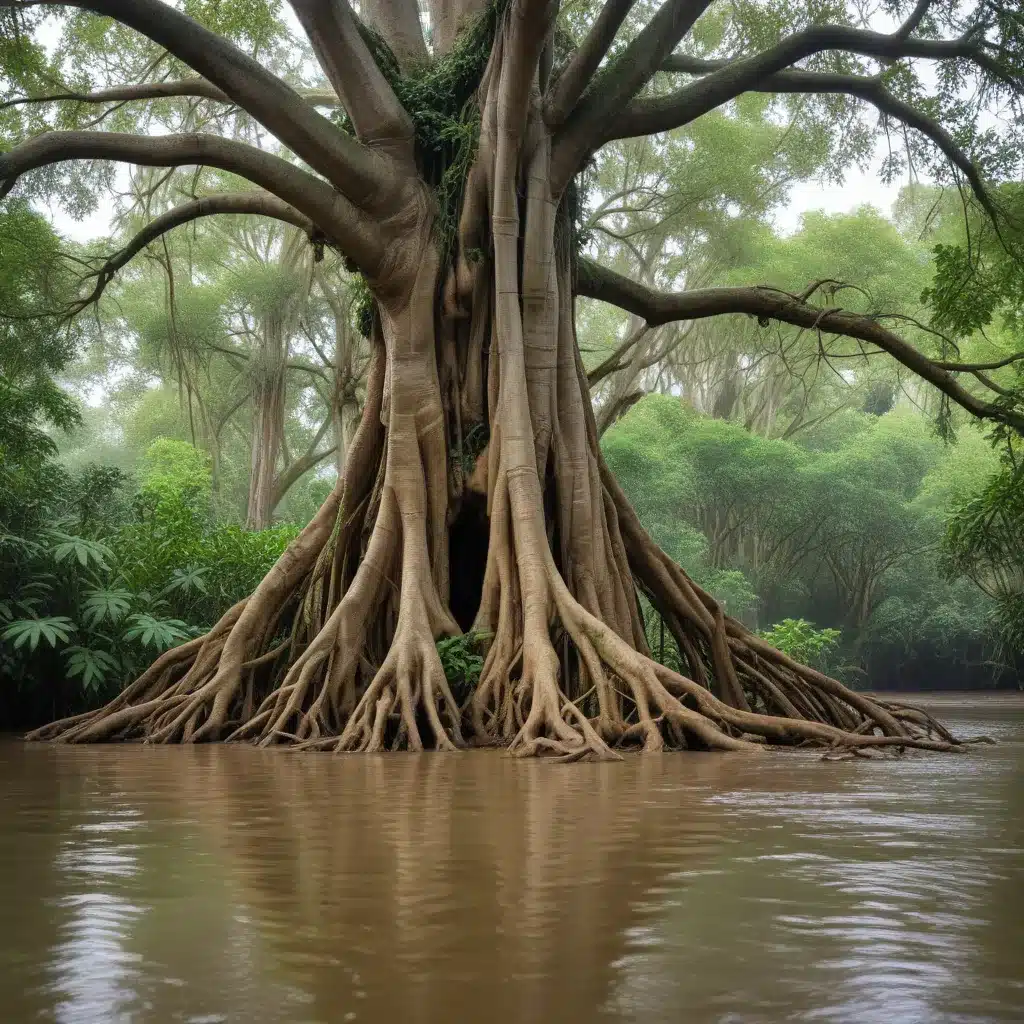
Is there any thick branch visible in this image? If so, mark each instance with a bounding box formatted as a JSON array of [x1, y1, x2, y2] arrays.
[[361, 0, 428, 68], [613, 62, 1000, 223], [1, 79, 342, 111], [0, 132, 383, 271], [74, 192, 315, 310], [272, 416, 336, 508], [550, 0, 712, 191], [543, 0, 636, 128], [576, 258, 1024, 434], [287, 0, 415, 164], [654, 23, 1016, 132], [22, 0, 392, 207]]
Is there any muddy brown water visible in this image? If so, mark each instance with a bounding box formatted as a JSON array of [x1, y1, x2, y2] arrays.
[[1, 694, 1021, 1023]]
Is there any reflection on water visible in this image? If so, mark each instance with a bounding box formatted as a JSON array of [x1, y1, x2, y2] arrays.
[[1, 695, 1021, 1023]]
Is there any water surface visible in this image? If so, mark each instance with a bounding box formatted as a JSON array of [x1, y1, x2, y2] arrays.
[[2, 694, 1021, 1023]]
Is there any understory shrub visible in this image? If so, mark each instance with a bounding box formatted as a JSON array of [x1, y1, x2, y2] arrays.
[[0, 440, 296, 727]]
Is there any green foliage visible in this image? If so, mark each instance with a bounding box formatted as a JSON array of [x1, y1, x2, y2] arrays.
[[1, 615, 76, 652], [759, 619, 841, 671], [0, 438, 297, 725], [0, 201, 81, 464], [943, 463, 1024, 667], [436, 631, 489, 705], [63, 646, 120, 692], [122, 613, 193, 652], [604, 395, 1016, 687]]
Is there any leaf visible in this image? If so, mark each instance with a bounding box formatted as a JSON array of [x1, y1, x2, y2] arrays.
[[64, 646, 119, 692], [122, 613, 191, 651], [81, 587, 133, 627], [161, 565, 209, 597], [45, 531, 113, 570], [1, 616, 77, 652]]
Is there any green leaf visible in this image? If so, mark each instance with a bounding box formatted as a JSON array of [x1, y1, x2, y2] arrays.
[[45, 531, 113, 570], [64, 646, 120, 692], [122, 613, 191, 651], [81, 588, 133, 627], [1, 616, 77, 652], [161, 565, 209, 597]]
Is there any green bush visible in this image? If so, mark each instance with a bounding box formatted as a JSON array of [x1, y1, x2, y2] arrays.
[[436, 631, 488, 705], [0, 440, 297, 725], [759, 619, 842, 671]]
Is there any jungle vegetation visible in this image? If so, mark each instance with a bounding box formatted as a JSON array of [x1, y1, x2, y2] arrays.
[[1, 0, 1022, 753]]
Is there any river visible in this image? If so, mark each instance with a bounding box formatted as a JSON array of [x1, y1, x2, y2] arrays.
[[1, 694, 1021, 1023]]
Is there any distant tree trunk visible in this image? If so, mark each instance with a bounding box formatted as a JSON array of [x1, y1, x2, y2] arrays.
[[245, 316, 288, 530]]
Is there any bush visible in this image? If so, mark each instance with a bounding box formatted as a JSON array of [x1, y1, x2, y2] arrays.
[[0, 440, 296, 727], [759, 619, 842, 671]]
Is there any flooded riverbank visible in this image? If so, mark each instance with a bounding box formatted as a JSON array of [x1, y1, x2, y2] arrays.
[[1, 694, 1021, 1022]]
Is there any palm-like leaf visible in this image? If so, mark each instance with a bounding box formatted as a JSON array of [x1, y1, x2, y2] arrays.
[[64, 646, 120, 691], [1, 616, 77, 652], [81, 588, 133, 627], [45, 531, 113, 570], [161, 565, 209, 596], [122, 613, 191, 651]]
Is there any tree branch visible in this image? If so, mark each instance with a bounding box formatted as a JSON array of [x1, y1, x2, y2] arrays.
[[271, 414, 336, 507], [653, 22, 1018, 134], [11, 0, 392, 207], [543, 0, 636, 128], [550, 0, 713, 191], [72, 192, 315, 311], [0, 79, 342, 112], [287, 0, 415, 165], [934, 352, 1024, 372], [576, 258, 1024, 434], [361, 0, 428, 68], [612, 63, 1001, 224], [895, 0, 934, 41], [0, 132, 384, 271]]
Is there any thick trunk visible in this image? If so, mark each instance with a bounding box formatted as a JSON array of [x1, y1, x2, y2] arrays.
[[29, 13, 965, 758]]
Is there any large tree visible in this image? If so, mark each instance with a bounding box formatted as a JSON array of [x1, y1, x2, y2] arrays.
[[6, 0, 1023, 755]]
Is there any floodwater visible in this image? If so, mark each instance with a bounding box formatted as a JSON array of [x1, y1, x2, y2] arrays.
[[1, 696, 1021, 1024]]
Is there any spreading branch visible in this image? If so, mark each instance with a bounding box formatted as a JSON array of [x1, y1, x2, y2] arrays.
[[0, 80, 342, 111], [576, 258, 1024, 434], [543, 0, 636, 128], [550, 0, 712, 191], [72, 192, 315, 311], [0, 132, 384, 271], [612, 60, 1002, 224], [653, 22, 1018, 132], [10, 0, 391, 207], [287, 0, 415, 165]]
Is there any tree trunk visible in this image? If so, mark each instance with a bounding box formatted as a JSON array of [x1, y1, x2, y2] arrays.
[[244, 319, 288, 530], [28, 2, 967, 758]]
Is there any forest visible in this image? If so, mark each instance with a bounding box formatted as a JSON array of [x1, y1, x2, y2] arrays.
[[1, 0, 1022, 752]]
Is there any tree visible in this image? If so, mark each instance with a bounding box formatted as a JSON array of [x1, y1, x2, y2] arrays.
[[6, 0, 1022, 756], [0, 201, 80, 463]]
